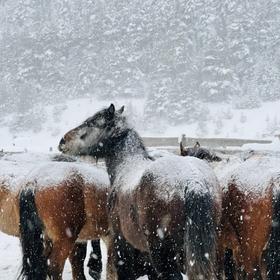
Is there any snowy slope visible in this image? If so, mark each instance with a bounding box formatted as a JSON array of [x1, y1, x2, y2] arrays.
[[1, 97, 280, 153]]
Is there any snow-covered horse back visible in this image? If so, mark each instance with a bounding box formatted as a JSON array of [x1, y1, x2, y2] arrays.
[[0, 156, 114, 280], [217, 155, 280, 279], [60, 104, 222, 280]]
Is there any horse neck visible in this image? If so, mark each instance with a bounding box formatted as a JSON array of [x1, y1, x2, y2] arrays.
[[104, 129, 150, 184]]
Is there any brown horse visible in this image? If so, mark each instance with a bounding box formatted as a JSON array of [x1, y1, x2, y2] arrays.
[[215, 155, 280, 280], [0, 153, 103, 279], [0, 155, 113, 280], [59, 104, 222, 280]]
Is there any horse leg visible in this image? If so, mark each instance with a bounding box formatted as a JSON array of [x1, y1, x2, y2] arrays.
[[87, 240, 102, 280], [239, 242, 267, 280], [245, 264, 263, 280], [260, 250, 267, 280], [216, 243, 226, 280], [146, 264, 160, 280], [246, 269, 261, 280], [224, 249, 236, 280], [48, 239, 76, 280], [103, 235, 117, 280], [110, 234, 138, 280], [69, 242, 87, 280], [148, 237, 182, 280], [236, 267, 246, 280], [111, 233, 159, 280]]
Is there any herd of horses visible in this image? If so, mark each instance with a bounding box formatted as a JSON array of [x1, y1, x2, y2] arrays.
[[1, 103, 280, 280]]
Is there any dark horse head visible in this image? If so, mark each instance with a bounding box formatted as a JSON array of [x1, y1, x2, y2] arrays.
[[58, 104, 126, 158]]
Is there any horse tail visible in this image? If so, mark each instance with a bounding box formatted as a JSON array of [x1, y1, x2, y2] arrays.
[[185, 190, 217, 280], [266, 191, 280, 279], [18, 188, 48, 280]]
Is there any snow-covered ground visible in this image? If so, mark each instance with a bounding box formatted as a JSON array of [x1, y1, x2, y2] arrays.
[[1, 97, 280, 153]]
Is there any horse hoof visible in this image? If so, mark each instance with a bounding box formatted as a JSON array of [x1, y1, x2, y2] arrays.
[[88, 270, 101, 280]]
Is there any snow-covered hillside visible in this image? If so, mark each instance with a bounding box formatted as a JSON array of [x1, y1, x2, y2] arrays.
[[1, 97, 280, 153]]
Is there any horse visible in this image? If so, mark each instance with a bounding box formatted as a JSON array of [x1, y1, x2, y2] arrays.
[[0, 154, 113, 280], [59, 103, 222, 280], [180, 139, 222, 162], [0, 152, 104, 279], [215, 155, 280, 279], [0, 152, 103, 279]]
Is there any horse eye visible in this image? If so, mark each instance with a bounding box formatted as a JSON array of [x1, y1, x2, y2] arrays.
[[80, 133, 87, 140]]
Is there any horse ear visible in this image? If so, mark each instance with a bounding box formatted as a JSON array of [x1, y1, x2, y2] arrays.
[[118, 105, 125, 114], [194, 141, 200, 148], [108, 104, 115, 115]]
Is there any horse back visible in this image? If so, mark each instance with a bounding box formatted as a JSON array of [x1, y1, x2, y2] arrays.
[[137, 180, 185, 243], [220, 183, 273, 267], [114, 156, 220, 250], [111, 188, 150, 252], [114, 179, 186, 254], [35, 174, 86, 242]]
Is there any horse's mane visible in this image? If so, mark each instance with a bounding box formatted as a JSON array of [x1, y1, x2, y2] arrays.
[[100, 127, 151, 160]]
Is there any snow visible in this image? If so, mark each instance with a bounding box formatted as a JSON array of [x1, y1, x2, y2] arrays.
[[1, 98, 280, 154], [241, 138, 280, 151], [0, 153, 109, 192], [214, 155, 280, 196], [147, 148, 176, 158], [154, 100, 280, 140], [224, 155, 280, 197], [115, 155, 220, 202]]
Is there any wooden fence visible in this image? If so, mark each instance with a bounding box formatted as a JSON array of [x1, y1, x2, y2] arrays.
[[143, 136, 272, 148]]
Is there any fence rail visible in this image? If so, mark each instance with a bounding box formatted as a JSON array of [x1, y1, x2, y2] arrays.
[[143, 137, 272, 148]]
